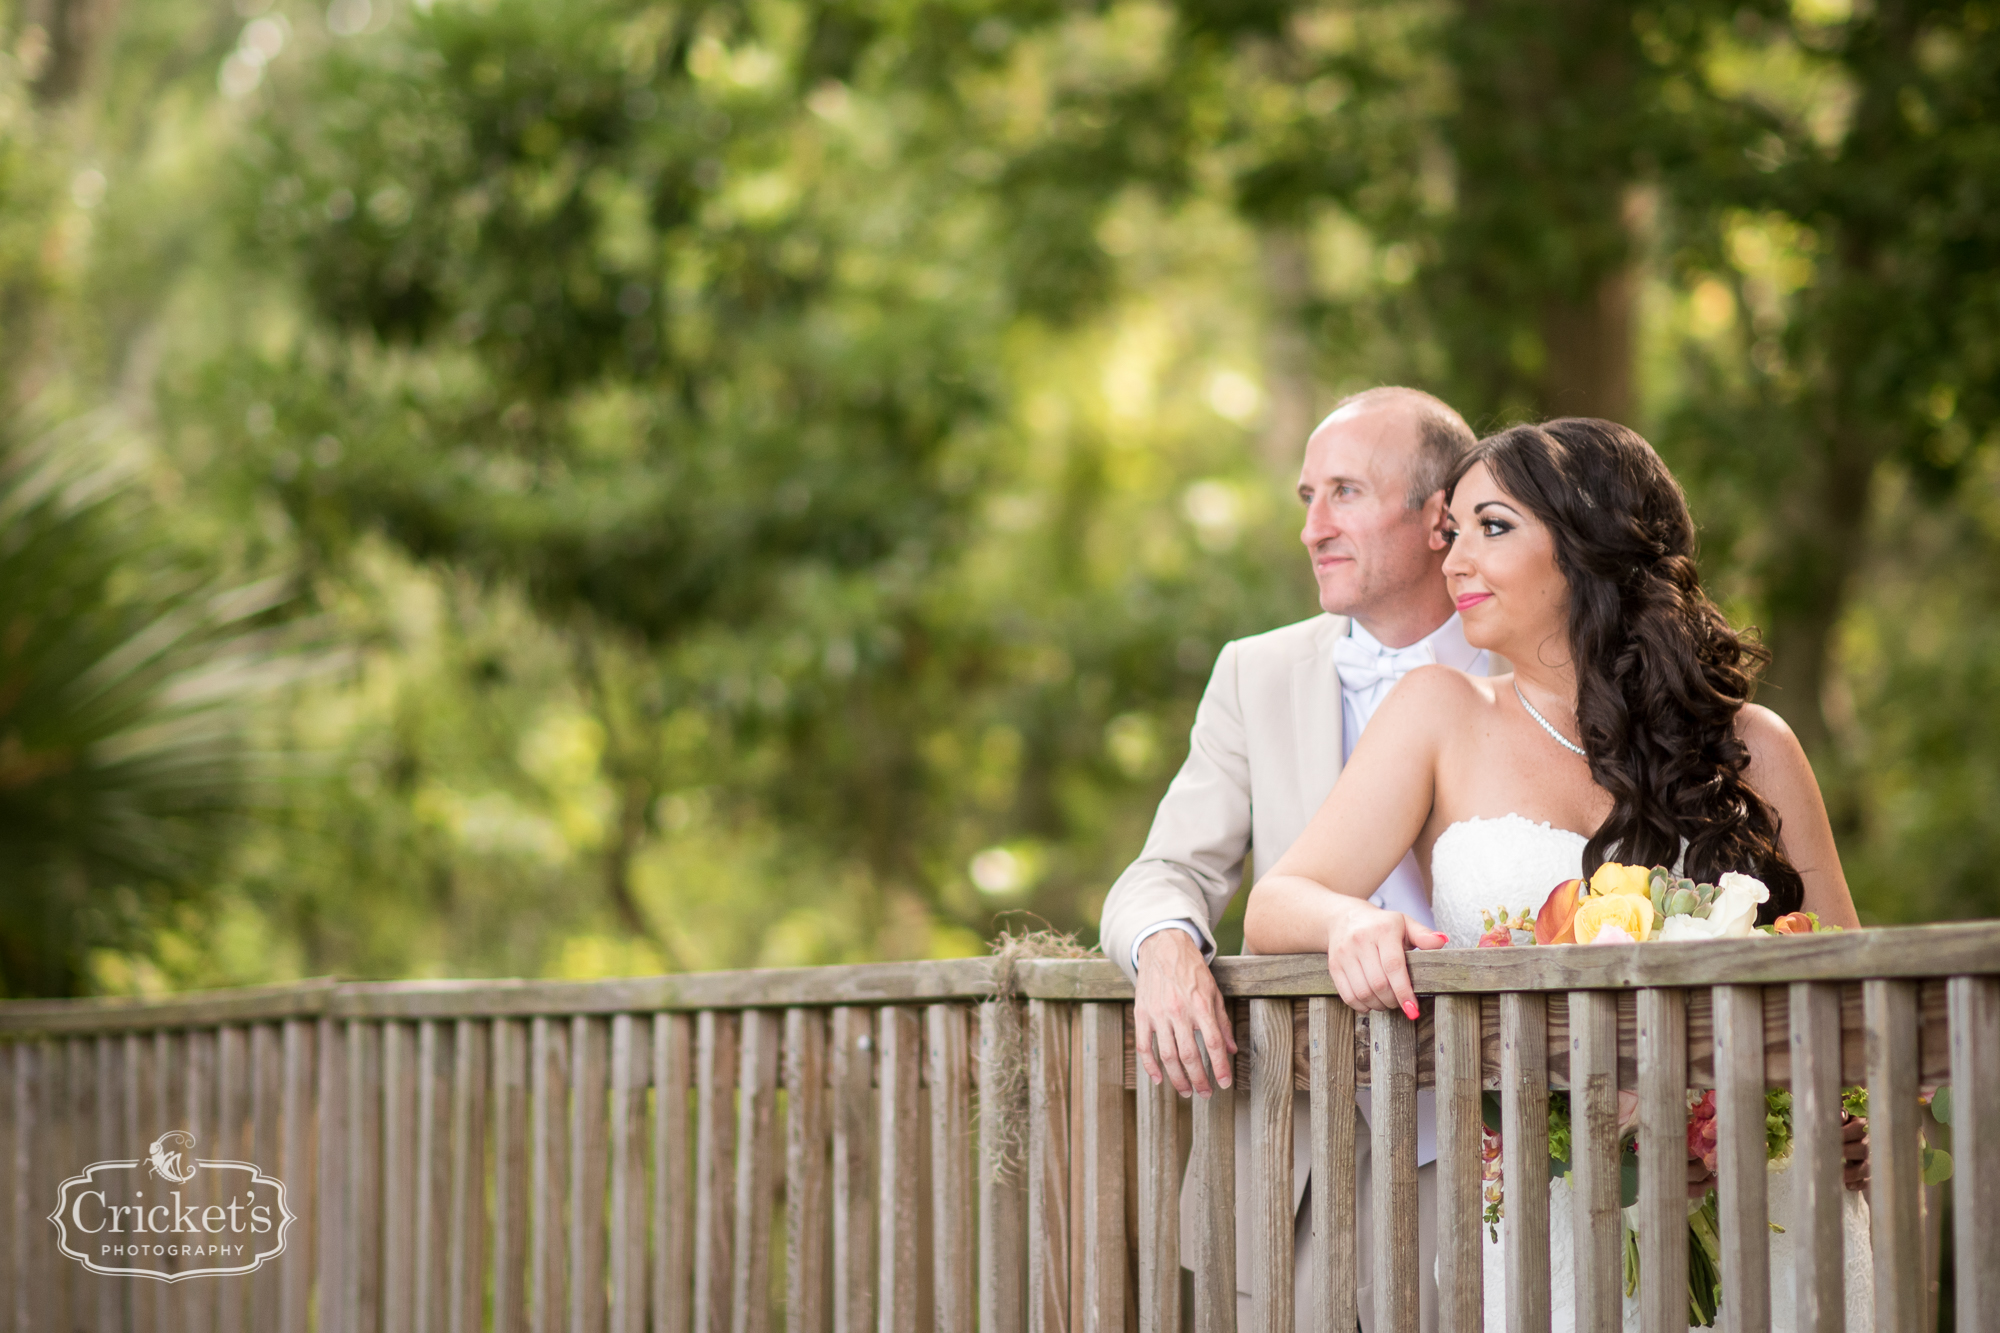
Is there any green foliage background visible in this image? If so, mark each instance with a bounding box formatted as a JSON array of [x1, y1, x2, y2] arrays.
[[2, 0, 1996, 996]]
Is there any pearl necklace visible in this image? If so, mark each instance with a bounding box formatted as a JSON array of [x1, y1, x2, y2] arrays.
[[1514, 681, 1586, 757]]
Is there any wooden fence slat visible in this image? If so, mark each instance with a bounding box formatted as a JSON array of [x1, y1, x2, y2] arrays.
[[1713, 986, 1770, 1333], [978, 1002, 1027, 1333], [878, 1007, 923, 1333], [1309, 999, 1357, 1333], [1076, 1003, 1125, 1333], [92, 1034, 122, 1333], [317, 1018, 348, 1333], [787, 1009, 832, 1333], [610, 1014, 647, 1333], [449, 1019, 490, 1333], [1948, 975, 2000, 1330], [215, 1024, 249, 1333], [383, 1021, 418, 1333], [1636, 990, 1687, 1333], [1190, 1014, 1234, 1333], [1027, 999, 1073, 1333], [927, 1006, 974, 1333], [530, 1016, 572, 1333], [1789, 982, 1844, 1331], [53, 1039, 76, 1333], [250, 1023, 283, 1333], [831, 1007, 876, 1333], [493, 1019, 530, 1333], [7, 1043, 34, 1333], [1370, 1008, 1420, 1333], [694, 1011, 741, 1333], [1432, 995, 1481, 1333], [732, 1010, 783, 1333], [1863, 980, 1920, 1333], [1135, 1023, 1179, 1333], [655, 1013, 694, 1333], [182, 1028, 216, 1326], [1567, 990, 1621, 1333], [1245, 999, 1290, 1333], [572, 1016, 611, 1333], [417, 1019, 454, 1333], [280, 1019, 316, 1333], [350, 1021, 386, 1333], [1499, 994, 1550, 1333]]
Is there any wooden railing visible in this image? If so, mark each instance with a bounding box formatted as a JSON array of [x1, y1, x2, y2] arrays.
[[2, 923, 1996, 1333]]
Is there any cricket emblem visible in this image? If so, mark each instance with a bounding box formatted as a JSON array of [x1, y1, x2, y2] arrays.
[[145, 1131, 198, 1185]]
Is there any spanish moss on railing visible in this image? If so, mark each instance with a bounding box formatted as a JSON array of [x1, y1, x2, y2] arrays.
[[1, 921, 1995, 1333]]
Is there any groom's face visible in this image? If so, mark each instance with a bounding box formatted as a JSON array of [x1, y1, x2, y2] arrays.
[[1296, 406, 1442, 621]]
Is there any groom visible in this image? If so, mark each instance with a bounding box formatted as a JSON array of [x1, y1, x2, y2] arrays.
[[1100, 385, 1483, 1333]]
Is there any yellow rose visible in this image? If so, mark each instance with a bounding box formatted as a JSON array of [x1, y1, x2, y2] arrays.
[[1589, 862, 1653, 899], [1574, 892, 1655, 945]]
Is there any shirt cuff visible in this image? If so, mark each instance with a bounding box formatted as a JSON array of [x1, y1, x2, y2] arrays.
[[1130, 919, 1211, 972]]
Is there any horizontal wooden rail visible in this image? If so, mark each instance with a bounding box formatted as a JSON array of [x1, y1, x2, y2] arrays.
[[3, 921, 1996, 1035]]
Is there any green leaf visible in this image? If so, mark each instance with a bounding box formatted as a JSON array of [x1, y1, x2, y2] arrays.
[[1620, 1146, 1640, 1208], [1921, 1147, 1954, 1186], [1930, 1085, 1953, 1126]]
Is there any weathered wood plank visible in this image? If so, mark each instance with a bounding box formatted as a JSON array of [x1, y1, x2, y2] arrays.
[[1433, 995, 1481, 1333], [1027, 1000, 1073, 1333], [383, 1022, 419, 1333], [1190, 1026, 1235, 1333], [572, 1016, 611, 1333], [1567, 991, 1620, 1333], [1135, 1022, 1180, 1333], [1245, 999, 1291, 1333], [1712, 986, 1769, 1333], [93, 1034, 125, 1333], [218, 1025, 250, 1333], [449, 1020, 490, 1333], [1076, 1003, 1125, 1333], [978, 1001, 1028, 1333], [182, 1028, 216, 1325], [417, 1020, 455, 1333], [655, 1013, 695, 1333], [1499, 994, 1550, 1333], [492, 1018, 530, 1333], [787, 1009, 832, 1333], [694, 1012, 741, 1333], [927, 1006, 974, 1333], [1948, 975, 1999, 1331], [530, 1016, 571, 1333], [250, 1025, 284, 1333], [878, 1007, 923, 1333], [1636, 990, 1686, 1333], [1309, 999, 1357, 1333], [731, 1010, 782, 1333], [8, 1044, 38, 1333], [278, 1020, 315, 1333], [1790, 982, 1843, 1332], [349, 1021, 386, 1333], [609, 1014, 647, 1333], [317, 1019, 349, 1333], [1863, 980, 1920, 1333], [1371, 1009, 1420, 1333], [831, 1007, 877, 1333]]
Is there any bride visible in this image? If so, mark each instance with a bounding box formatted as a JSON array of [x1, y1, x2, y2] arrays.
[[1242, 418, 1871, 1332]]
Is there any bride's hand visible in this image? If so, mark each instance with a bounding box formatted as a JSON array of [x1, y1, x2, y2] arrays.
[[1324, 905, 1448, 1019]]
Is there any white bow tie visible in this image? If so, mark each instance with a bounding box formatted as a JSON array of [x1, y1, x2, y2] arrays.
[[1332, 635, 1436, 693]]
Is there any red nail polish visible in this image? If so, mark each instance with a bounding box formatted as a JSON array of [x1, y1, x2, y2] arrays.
[[1403, 1000, 1420, 1020]]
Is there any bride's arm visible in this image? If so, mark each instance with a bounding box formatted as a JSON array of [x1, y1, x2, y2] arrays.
[[1736, 704, 1863, 929], [1245, 666, 1461, 1017]]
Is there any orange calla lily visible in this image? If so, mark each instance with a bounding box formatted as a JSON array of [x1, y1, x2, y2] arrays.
[[1771, 911, 1815, 935], [1535, 878, 1585, 945]]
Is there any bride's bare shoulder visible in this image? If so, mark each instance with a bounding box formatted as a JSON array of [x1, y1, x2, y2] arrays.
[[1378, 663, 1496, 719], [1734, 704, 1814, 783]]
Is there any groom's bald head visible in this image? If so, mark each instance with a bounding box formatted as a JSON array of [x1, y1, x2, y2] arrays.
[[1316, 387, 1476, 506], [1298, 387, 1474, 644]]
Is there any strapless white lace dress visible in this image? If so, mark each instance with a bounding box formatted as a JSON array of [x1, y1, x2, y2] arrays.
[[1428, 815, 1875, 1332]]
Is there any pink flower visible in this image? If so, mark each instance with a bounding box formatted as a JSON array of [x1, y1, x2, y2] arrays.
[[1477, 925, 1514, 948], [1687, 1090, 1719, 1173], [1585, 920, 1638, 945]]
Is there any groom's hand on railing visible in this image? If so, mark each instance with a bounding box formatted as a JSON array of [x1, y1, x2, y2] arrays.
[[1134, 929, 1238, 1098], [1325, 905, 1449, 1020]]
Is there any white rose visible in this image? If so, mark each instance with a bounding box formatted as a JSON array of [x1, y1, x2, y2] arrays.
[[1709, 873, 1769, 936]]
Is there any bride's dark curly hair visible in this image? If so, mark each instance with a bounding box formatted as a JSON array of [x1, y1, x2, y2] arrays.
[[1446, 418, 1805, 920]]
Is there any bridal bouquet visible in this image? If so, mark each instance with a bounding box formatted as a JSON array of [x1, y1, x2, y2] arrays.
[[1473, 862, 1953, 1327]]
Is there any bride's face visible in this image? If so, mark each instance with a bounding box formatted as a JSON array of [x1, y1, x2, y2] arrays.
[[1440, 461, 1570, 657]]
